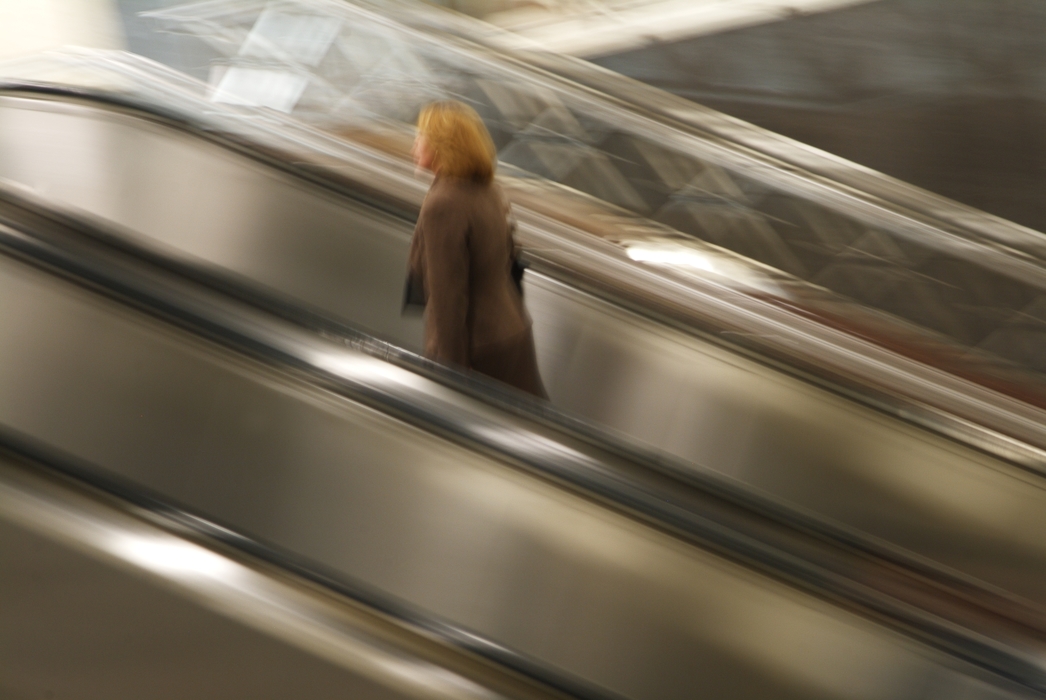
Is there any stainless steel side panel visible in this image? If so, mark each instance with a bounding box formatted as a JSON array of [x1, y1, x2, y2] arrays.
[[0, 250, 1031, 700], [0, 460, 518, 700], [0, 95, 424, 349], [1, 517, 421, 700], [2, 96, 1046, 616], [527, 274, 1046, 608]]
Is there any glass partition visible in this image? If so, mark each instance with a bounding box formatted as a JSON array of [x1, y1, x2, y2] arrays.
[[136, 0, 1046, 383]]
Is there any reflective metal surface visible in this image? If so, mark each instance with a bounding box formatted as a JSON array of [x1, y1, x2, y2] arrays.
[[3, 88, 1046, 627], [5, 54, 1044, 449], [0, 205, 1039, 700], [0, 453, 572, 700]]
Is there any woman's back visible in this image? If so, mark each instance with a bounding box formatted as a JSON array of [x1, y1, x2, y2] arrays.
[[408, 99, 546, 397], [411, 176, 529, 364]]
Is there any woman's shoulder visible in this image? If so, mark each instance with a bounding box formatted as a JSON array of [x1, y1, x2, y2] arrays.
[[434, 174, 501, 192], [421, 178, 461, 212], [419, 178, 481, 233], [424, 176, 466, 205], [426, 176, 499, 208]]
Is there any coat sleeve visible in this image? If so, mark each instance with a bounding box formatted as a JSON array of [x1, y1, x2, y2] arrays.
[[420, 194, 470, 366]]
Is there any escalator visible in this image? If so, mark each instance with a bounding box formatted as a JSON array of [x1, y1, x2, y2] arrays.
[[2, 74, 1046, 633], [0, 170, 1040, 700], [2, 6, 1045, 698], [140, 0, 1046, 386]]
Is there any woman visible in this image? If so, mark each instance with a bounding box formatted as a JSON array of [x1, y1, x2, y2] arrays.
[[407, 100, 546, 398]]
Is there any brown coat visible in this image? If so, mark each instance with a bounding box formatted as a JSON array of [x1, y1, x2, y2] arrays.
[[408, 176, 546, 397]]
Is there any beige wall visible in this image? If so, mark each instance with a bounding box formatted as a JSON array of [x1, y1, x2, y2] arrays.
[[0, 0, 124, 60]]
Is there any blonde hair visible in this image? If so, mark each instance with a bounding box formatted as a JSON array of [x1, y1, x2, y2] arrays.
[[417, 101, 496, 183]]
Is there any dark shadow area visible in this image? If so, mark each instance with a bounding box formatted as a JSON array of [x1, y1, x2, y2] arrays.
[[595, 0, 1046, 233]]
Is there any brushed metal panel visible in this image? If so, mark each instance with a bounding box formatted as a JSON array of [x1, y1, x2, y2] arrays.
[[0, 517, 425, 700], [1, 96, 1046, 617], [0, 454, 564, 700], [0, 96, 423, 349], [0, 249, 1028, 700], [527, 273, 1046, 607]]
